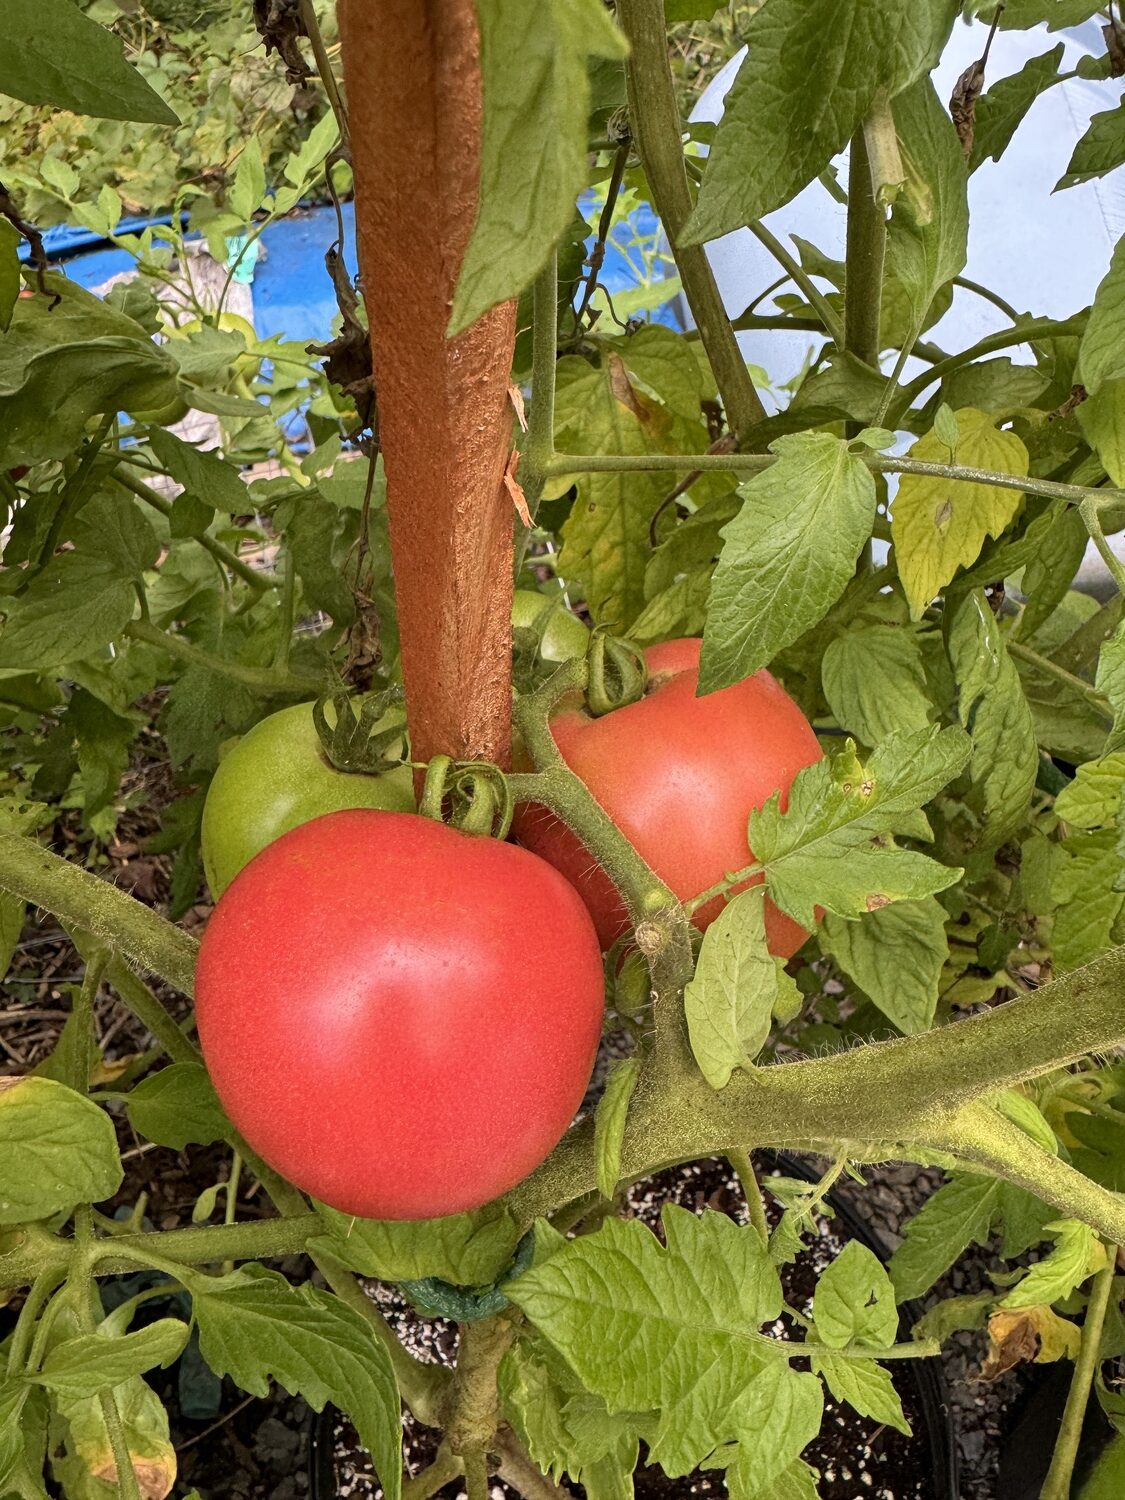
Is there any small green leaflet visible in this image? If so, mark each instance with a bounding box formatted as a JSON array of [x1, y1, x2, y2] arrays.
[[148, 428, 251, 514], [33, 1320, 190, 1398], [808, 1352, 910, 1435], [684, 886, 797, 1090], [682, 0, 957, 241], [889, 1175, 1000, 1299], [1078, 379, 1125, 486], [192, 1265, 402, 1500], [0, 221, 20, 335], [1058, 98, 1125, 191], [1052, 828, 1125, 971], [0, 1075, 122, 1224], [969, 45, 1065, 172], [701, 1364, 824, 1495], [812, 1241, 899, 1349], [2, 0, 178, 123], [1054, 752, 1125, 828], [1000, 1220, 1108, 1310], [748, 728, 969, 929], [886, 78, 968, 343], [510, 1206, 785, 1476], [594, 1057, 641, 1197], [311, 1200, 522, 1286], [821, 896, 948, 1034], [995, 0, 1102, 29], [821, 623, 933, 745], [1095, 621, 1125, 756], [450, 0, 626, 332], [1080, 233, 1125, 395], [122, 1063, 230, 1151], [892, 408, 1029, 618], [948, 590, 1038, 849], [698, 433, 876, 692]]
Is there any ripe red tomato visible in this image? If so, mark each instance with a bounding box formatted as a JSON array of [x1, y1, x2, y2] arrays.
[[196, 809, 605, 1220], [512, 638, 822, 956]]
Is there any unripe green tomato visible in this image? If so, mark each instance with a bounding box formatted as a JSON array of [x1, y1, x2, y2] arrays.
[[512, 589, 589, 663], [201, 702, 415, 898]]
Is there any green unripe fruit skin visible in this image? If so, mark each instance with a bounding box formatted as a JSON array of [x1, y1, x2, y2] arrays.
[[512, 589, 589, 663], [201, 702, 415, 898]]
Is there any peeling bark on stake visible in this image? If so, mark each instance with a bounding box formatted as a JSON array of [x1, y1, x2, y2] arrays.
[[338, 0, 517, 768]]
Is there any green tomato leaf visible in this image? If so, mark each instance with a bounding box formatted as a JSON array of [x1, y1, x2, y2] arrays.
[[0, 222, 20, 335], [820, 896, 948, 1034], [808, 1352, 910, 1435], [947, 590, 1039, 849], [703, 1364, 824, 1495], [510, 1206, 785, 1476], [50, 1359, 175, 1500], [0, 1075, 122, 1224], [0, 1379, 29, 1488], [994, 0, 1102, 28], [969, 44, 1065, 172], [812, 1241, 899, 1349], [0, 276, 179, 469], [698, 433, 876, 692], [1054, 751, 1125, 828], [1057, 97, 1125, 191], [1001, 1220, 1108, 1309], [0, 890, 25, 985], [122, 1063, 230, 1151], [893, 408, 1029, 618], [683, 0, 957, 242], [192, 1264, 402, 1500], [889, 1175, 1000, 1300], [1096, 622, 1125, 755], [148, 428, 250, 514], [1052, 828, 1125, 971], [749, 728, 969, 928], [886, 78, 968, 341], [1, 0, 178, 123], [1078, 378, 1125, 485], [1079, 232, 1125, 395], [34, 1319, 190, 1398], [450, 0, 626, 333], [684, 886, 783, 1090], [821, 623, 933, 744], [311, 1200, 522, 1286], [594, 1057, 641, 1198], [229, 138, 266, 223], [726, 1458, 822, 1500]]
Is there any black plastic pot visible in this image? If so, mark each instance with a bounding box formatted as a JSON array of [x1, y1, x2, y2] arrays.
[[310, 1151, 960, 1500]]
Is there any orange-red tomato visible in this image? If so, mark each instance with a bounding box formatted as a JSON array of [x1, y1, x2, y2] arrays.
[[512, 638, 822, 956]]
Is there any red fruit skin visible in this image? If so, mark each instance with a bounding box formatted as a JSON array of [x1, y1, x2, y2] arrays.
[[512, 638, 823, 956], [195, 809, 605, 1220]]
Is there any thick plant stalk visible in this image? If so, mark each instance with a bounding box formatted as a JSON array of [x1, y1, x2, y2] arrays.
[[1041, 1255, 1118, 1500], [337, 0, 518, 768]]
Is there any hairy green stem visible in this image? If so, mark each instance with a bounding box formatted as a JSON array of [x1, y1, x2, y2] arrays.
[[0, 834, 198, 995], [615, 0, 767, 440], [125, 618, 319, 696], [953, 276, 1022, 324], [729, 1149, 770, 1247], [891, 314, 1088, 416], [116, 467, 275, 593], [296, 0, 350, 153], [516, 246, 559, 569], [1041, 1253, 1118, 1500], [746, 220, 845, 348], [5, 1268, 65, 1377], [1081, 495, 1125, 596], [402, 1446, 463, 1500], [843, 125, 886, 366]]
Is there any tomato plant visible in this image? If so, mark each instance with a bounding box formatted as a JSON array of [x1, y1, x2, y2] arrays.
[[196, 808, 605, 1219], [513, 637, 822, 954], [5, 4, 1125, 1500], [200, 701, 415, 897]]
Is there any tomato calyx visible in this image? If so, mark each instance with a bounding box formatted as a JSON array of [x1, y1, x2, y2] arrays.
[[585, 631, 647, 718], [420, 755, 515, 839], [312, 681, 407, 773]]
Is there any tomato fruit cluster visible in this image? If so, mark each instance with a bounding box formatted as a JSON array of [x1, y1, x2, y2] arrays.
[[512, 637, 822, 956], [196, 809, 605, 1219]]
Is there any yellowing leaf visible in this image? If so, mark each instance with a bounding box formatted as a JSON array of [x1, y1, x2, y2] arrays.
[[892, 408, 1029, 617], [982, 1306, 1081, 1379]]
